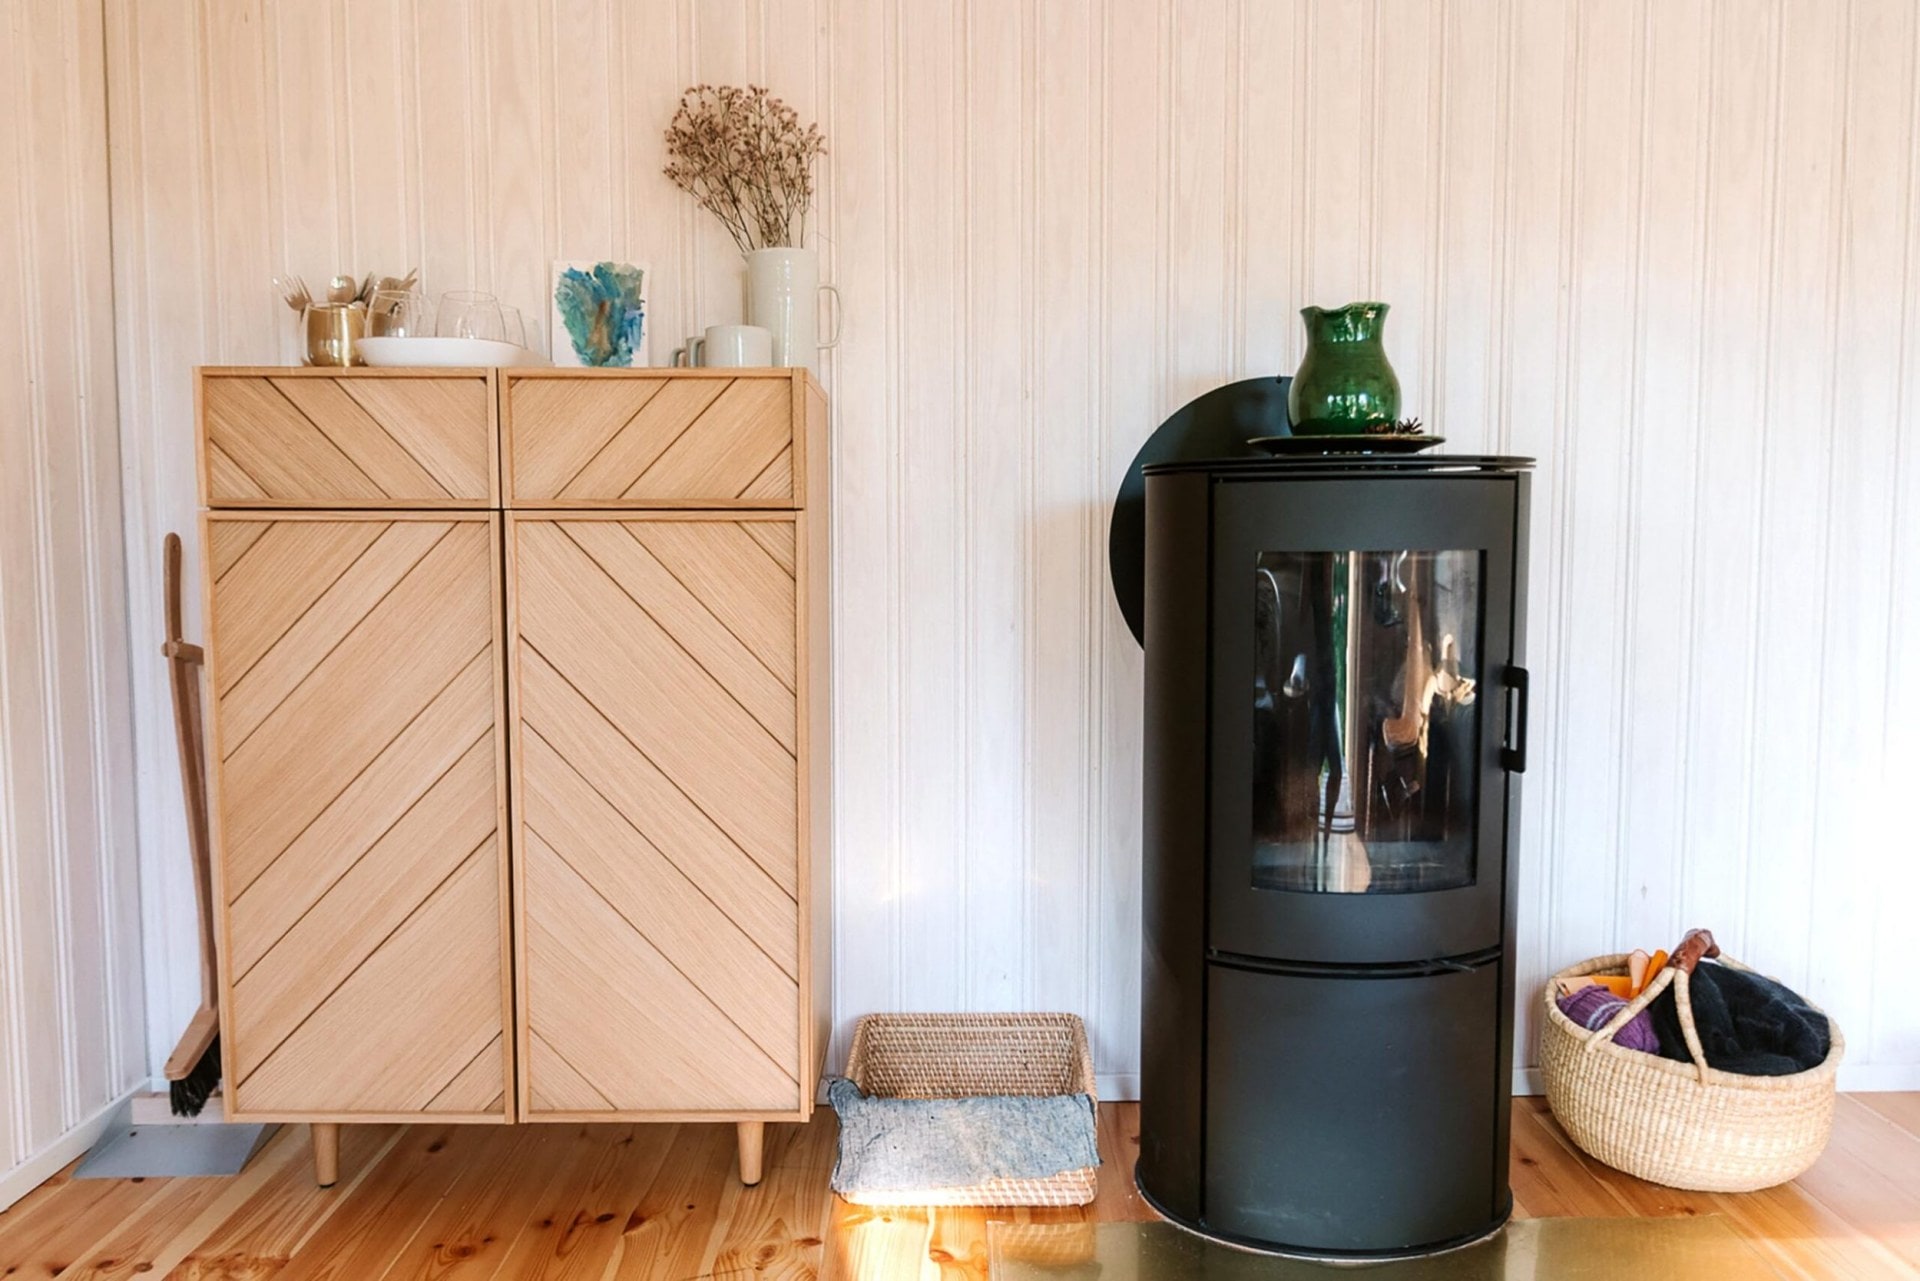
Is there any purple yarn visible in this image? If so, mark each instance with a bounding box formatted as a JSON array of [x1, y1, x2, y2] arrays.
[[1557, 984, 1659, 1054]]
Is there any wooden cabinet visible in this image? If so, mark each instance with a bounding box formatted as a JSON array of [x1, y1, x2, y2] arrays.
[[503, 369, 800, 506], [196, 368, 829, 1183], [200, 369, 497, 507], [510, 514, 809, 1117], [203, 512, 512, 1121]]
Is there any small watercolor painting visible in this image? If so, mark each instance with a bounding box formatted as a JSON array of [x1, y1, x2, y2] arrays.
[[550, 260, 650, 367]]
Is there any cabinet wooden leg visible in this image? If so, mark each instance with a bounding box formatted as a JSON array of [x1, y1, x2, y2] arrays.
[[736, 1121, 765, 1186], [311, 1123, 340, 1187]]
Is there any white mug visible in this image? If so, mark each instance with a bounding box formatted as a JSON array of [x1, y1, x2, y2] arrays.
[[671, 324, 774, 368], [699, 323, 774, 368]]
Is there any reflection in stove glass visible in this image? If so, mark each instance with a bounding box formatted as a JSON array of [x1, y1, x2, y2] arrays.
[[1252, 549, 1482, 894]]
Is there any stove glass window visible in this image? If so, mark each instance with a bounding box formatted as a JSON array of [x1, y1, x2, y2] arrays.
[[1252, 549, 1481, 894]]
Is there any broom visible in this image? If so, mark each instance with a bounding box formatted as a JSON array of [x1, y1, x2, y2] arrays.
[[160, 534, 223, 1116]]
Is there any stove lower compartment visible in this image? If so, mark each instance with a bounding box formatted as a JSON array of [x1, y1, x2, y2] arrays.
[[1142, 952, 1512, 1259]]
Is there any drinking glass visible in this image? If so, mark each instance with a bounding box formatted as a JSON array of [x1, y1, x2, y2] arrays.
[[436, 290, 504, 341], [500, 305, 527, 348], [369, 289, 432, 338]]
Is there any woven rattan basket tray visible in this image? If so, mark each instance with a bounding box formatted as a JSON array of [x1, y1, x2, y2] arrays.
[[838, 1012, 1099, 1207], [1541, 929, 1842, 1192]]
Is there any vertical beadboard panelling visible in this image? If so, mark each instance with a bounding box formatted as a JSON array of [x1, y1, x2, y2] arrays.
[[1369, 0, 1437, 416], [1430, 0, 1500, 455], [551, 0, 615, 266], [71, 0, 145, 1118], [1500, 0, 1574, 1071], [691, 0, 753, 326], [1824, 0, 1913, 1050], [892, 0, 964, 1017], [822, 0, 900, 1064], [271, 4, 343, 269], [1167, 0, 1229, 403], [620, 1, 691, 360], [1237, 0, 1304, 375], [1090, 0, 1162, 1090], [343, 0, 417, 276], [110, 0, 1920, 1096], [1742, 0, 1845, 996], [482, 0, 553, 322], [108, 0, 220, 1101], [963, 0, 1028, 1011], [1551, 0, 1641, 974], [1302, 1, 1370, 302], [202, 2, 276, 368], [1617, 0, 1710, 950], [412, 0, 482, 308], [1869, 4, 1920, 1074], [0, 0, 143, 1205], [1027, 0, 1097, 1022], [1679, 0, 1777, 972], [0, 0, 65, 1162]]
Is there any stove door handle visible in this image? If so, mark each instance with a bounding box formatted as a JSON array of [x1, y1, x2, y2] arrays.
[[1500, 665, 1529, 773]]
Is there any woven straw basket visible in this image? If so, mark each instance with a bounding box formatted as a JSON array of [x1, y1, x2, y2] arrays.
[[839, 1012, 1099, 1207], [1541, 929, 1843, 1192]]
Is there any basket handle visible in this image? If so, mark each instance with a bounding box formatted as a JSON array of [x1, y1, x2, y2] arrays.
[[1582, 929, 1716, 1083]]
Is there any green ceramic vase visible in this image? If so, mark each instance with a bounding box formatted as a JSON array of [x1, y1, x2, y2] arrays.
[[1288, 302, 1401, 435]]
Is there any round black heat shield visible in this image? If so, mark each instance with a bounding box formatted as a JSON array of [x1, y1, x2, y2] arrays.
[[1108, 376, 1292, 645]]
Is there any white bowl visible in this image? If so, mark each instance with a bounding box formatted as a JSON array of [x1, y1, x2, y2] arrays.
[[356, 337, 550, 369]]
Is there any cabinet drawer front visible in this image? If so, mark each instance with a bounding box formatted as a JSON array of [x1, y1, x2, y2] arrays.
[[206, 513, 510, 1119], [511, 514, 803, 1116], [505, 372, 799, 506], [201, 370, 496, 507]]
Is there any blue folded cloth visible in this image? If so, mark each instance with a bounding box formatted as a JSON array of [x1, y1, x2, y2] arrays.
[[827, 1077, 1100, 1196]]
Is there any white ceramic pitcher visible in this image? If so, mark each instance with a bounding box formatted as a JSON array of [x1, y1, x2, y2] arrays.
[[745, 247, 840, 373]]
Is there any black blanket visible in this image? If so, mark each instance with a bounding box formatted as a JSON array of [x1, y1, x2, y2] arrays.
[[1649, 961, 1831, 1076]]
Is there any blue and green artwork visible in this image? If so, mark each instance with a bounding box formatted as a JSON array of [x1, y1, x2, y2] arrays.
[[553, 262, 646, 366]]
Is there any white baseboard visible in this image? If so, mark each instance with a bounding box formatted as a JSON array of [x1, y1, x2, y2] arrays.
[[1835, 1063, 1920, 1092], [129, 1090, 231, 1125], [1096, 1073, 1139, 1101], [0, 1086, 141, 1213]]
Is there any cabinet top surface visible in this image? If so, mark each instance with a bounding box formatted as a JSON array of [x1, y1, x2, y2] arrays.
[[199, 365, 825, 392]]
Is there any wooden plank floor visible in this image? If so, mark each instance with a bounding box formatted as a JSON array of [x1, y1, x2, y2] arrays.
[[0, 1096, 1915, 1278]]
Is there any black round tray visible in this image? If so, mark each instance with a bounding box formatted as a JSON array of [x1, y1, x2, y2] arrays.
[[1248, 432, 1444, 456]]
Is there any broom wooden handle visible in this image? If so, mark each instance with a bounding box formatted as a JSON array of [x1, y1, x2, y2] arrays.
[[164, 535, 219, 1019]]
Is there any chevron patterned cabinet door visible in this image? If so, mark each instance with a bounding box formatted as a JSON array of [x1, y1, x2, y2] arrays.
[[204, 512, 513, 1121], [200, 369, 498, 507], [510, 513, 808, 1118], [503, 370, 805, 508]]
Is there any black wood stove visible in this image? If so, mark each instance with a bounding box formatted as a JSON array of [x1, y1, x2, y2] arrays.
[[1119, 425, 1533, 1258]]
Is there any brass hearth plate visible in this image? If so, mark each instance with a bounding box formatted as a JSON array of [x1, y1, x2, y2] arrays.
[[987, 1215, 1781, 1280]]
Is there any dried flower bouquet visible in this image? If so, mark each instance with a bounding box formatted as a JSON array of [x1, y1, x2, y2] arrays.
[[664, 84, 827, 254]]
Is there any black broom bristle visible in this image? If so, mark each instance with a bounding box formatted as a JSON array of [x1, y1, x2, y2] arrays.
[[170, 1034, 221, 1117]]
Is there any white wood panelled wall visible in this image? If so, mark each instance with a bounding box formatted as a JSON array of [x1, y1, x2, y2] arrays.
[[0, 0, 145, 1209], [107, 0, 1920, 1094]]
